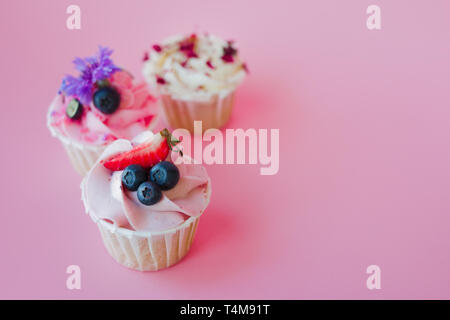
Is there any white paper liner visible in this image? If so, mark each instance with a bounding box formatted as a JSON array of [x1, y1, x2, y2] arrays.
[[89, 174, 212, 272], [61, 141, 106, 176], [97, 216, 200, 271], [160, 91, 235, 132]]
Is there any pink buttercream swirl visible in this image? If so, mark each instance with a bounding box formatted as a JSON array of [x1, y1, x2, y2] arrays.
[[48, 71, 158, 146], [81, 132, 211, 232]]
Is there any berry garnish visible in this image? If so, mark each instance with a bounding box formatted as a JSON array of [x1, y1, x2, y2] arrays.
[[121, 164, 149, 191], [102, 131, 170, 171], [66, 98, 83, 120], [93, 86, 120, 114], [137, 181, 162, 206], [150, 161, 180, 190]]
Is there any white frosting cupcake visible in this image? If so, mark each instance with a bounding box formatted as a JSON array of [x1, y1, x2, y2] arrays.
[[143, 33, 247, 101], [142, 33, 248, 132]]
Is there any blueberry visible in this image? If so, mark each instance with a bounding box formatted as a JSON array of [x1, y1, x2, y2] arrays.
[[66, 98, 83, 120], [93, 86, 120, 114], [149, 161, 180, 190], [121, 165, 148, 191], [137, 181, 162, 205]]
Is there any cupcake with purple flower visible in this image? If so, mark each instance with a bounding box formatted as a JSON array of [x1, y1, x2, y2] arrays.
[[47, 47, 159, 175], [142, 33, 248, 132]]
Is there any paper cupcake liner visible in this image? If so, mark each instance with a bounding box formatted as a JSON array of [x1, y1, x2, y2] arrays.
[[79, 138, 212, 272], [93, 178, 211, 271], [61, 141, 106, 176], [160, 91, 235, 132], [97, 216, 200, 271]]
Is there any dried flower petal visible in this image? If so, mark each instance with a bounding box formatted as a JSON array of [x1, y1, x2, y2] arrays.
[[221, 54, 234, 63], [156, 76, 166, 85], [152, 44, 162, 52], [179, 34, 198, 58], [221, 42, 238, 63]]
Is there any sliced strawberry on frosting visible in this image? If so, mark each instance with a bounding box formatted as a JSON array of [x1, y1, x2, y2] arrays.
[[101, 132, 169, 170]]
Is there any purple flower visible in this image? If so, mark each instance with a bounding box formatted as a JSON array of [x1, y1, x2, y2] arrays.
[[60, 46, 120, 105]]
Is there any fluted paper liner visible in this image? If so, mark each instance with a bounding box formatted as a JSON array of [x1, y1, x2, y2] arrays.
[[61, 141, 106, 176], [90, 176, 211, 272], [97, 216, 200, 271], [160, 91, 235, 132]]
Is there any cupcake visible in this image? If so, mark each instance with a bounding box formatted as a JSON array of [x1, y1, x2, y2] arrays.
[[81, 130, 211, 271], [47, 47, 159, 175], [142, 33, 248, 132]]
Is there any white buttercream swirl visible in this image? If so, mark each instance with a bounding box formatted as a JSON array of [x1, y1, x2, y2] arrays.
[[142, 34, 247, 100]]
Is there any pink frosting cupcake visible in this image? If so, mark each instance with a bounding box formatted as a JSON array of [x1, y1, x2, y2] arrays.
[[47, 47, 159, 175], [81, 130, 211, 271], [142, 33, 248, 132]]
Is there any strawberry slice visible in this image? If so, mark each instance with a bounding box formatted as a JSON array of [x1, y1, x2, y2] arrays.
[[102, 132, 169, 171]]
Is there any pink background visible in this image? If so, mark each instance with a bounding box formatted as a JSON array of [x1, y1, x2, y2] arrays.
[[1, 0, 449, 299]]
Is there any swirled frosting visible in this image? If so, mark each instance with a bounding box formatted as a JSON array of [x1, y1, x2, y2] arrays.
[[142, 33, 247, 100], [81, 131, 210, 232], [47, 71, 158, 147]]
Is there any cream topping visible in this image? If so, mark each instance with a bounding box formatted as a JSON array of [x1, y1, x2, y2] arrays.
[[142, 33, 247, 100], [81, 131, 211, 232]]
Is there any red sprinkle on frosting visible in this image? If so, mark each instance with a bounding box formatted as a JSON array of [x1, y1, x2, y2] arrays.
[[143, 52, 149, 62], [179, 34, 198, 58], [221, 42, 237, 63], [156, 76, 166, 85], [152, 44, 162, 52], [222, 54, 234, 63], [206, 60, 214, 69]]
